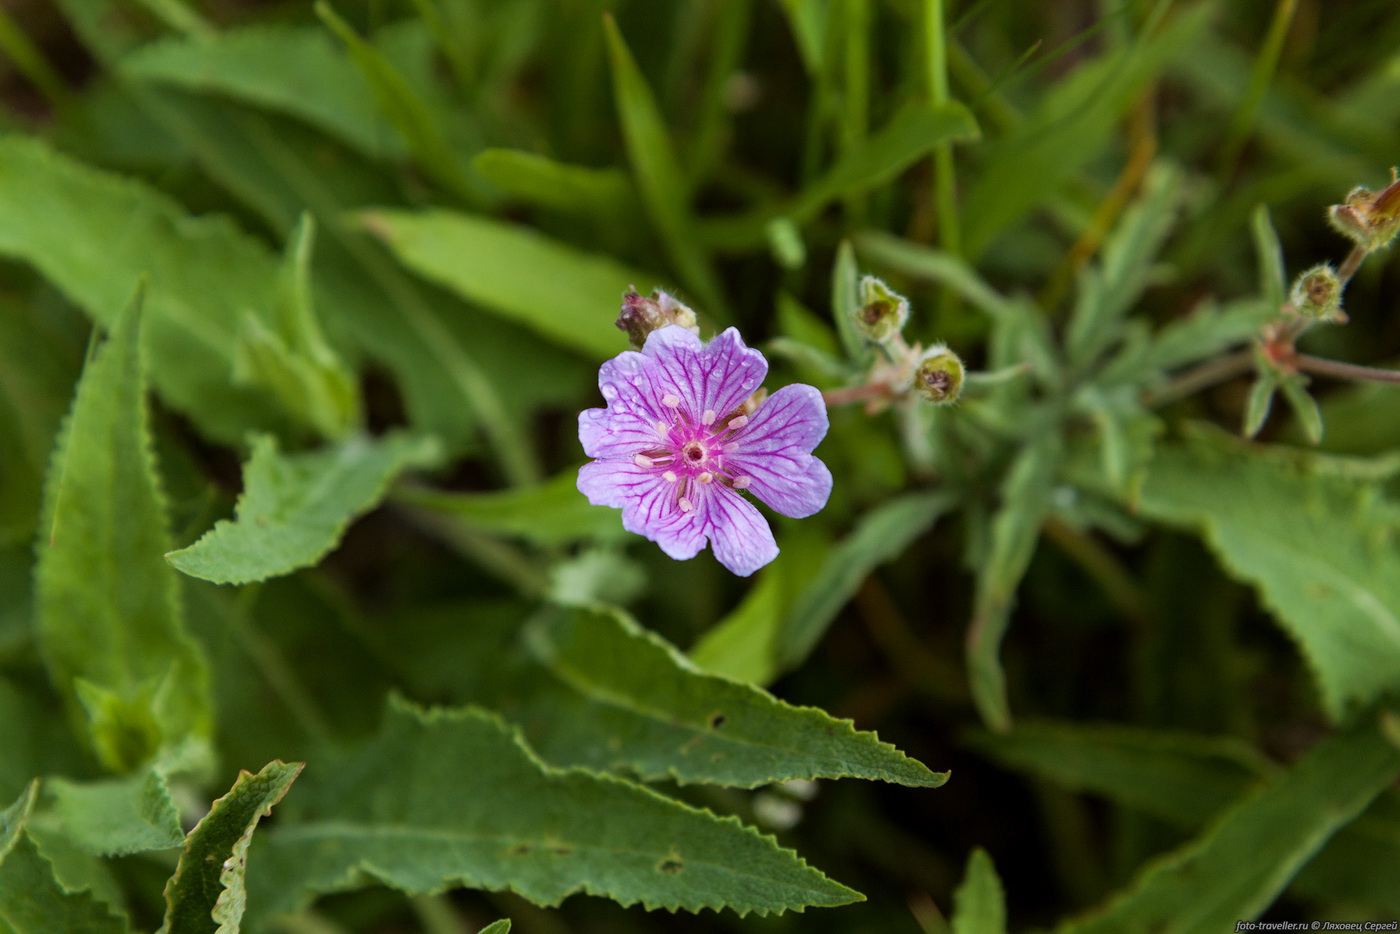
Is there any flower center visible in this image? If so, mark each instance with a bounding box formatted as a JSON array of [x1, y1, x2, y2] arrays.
[[632, 407, 756, 509], [683, 441, 708, 465]]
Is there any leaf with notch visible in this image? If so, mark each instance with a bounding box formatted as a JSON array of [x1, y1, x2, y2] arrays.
[[247, 699, 862, 918], [166, 432, 439, 585]]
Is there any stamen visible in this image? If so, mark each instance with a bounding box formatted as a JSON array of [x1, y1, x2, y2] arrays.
[[723, 443, 739, 454], [678, 497, 694, 512], [656, 420, 670, 436], [662, 470, 678, 483], [727, 415, 749, 430], [696, 472, 714, 484], [732, 476, 752, 490], [661, 393, 681, 408], [633, 454, 654, 468], [701, 409, 716, 425]]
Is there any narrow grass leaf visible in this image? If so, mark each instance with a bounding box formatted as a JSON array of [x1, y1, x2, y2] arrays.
[[952, 848, 1006, 934], [1053, 716, 1400, 933], [167, 432, 439, 585], [520, 605, 947, 788], [395, 472, 626, 546], [855, 231, 1012, 318], [120, 25, 403, 159], [0, 136, 288, 443], [247, 699, 862, 917], [602, 14, 724, 317], [159, 760, 303, 934], [361, 208, 652, 360], [39, 769, 184, 856], [778, 491, 955, 674], [967, 435, 1061, 732], [35, 284, 213, 773], [831, 240, 869, 364], [472, 149, 634, 218], [1136, 427, 1400, 719]]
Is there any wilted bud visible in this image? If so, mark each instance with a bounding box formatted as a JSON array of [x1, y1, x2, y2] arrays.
[[615, 287, 700, 349], [855, 275, 909, 343], [1289, 263, 1346, 323], [912, 345, 964, 405], [1327, 169, 1400, 252]]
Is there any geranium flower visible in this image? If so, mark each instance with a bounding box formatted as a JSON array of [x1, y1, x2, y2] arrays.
[[578, 326, 832, 576]]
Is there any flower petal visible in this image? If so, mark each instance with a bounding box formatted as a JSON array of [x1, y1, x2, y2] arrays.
[[727, 384, 833, 518], [578, 461, 706, 561], [643, 326, 767, 424], [700, 487, 779, 576], [580, 349, 670, 459]]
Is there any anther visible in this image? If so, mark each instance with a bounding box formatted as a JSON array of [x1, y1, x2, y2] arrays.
[[662, 470, 678, 483], [723, 443, 739, 454], [701, 409, 716, 425], [678, 497, 694, 512], [696, 472, 714, 484], [732, 476, 752, 490], [727, 415, 749, 430], [662, 394, 681, 408], [633, 454, 654, 468]]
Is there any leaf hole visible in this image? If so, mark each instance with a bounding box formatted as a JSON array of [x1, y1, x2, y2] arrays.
[[707, 711, 727, 729]]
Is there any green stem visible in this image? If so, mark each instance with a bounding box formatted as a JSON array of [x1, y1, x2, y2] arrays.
[[1142, 348, 1255, 407]]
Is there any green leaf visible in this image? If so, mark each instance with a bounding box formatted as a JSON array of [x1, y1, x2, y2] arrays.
[[952, 848, 1006, 934], [0, 135, 289, 444], [314, 3, 476, 201], [159, 760, 303, 934], [1065, 162, 1180, 370], [1141, 298, 1268, 373], [777, 491, 955, 674], [0, 783, 36, 863], [34, 284, 213, 773], [1278, 374, 1323, 445], [396, 471, 625, 546], [472, 149, 634, 218], [967, 435, 1061, 732], [1250, 205, 1287, 311], [248, 699, 862, 918], [1053, 716, 1400, 933], [968, 721, 1274, 827], [602, 13, 724, 317], [517, 605, 947, 788], [854, 231, 1013, 318], [831, 240, 869, 365], [39, 769, 183, 856], [1136, 428, 1400, 719], [962, 6, 1208, 257], [1242, 373, 1277, 438], [232, 215, 360, 440], [120, 25, 403, 159], [477, 922, 510, 934], [166, 432, 439, 585], [361, 208, 652, 360]]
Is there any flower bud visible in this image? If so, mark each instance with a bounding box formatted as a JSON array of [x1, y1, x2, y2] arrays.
[[615, 287, 700, 349], [1327, 169, 1400, 252], [854, 275, 909, 343], [912, 345, 964, 405], [1289, 263, 1346, 323]]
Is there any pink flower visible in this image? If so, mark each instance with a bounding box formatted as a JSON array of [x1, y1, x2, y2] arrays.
[[578, 326, 832, 576]]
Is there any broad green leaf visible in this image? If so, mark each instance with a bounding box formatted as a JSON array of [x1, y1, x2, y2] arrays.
[[777, 491, 955, 674], [0, 783, 129, 934], [166, 432, 439, 585], [361, 208, 652, 360], [38, 769, 183, 856], [689, 556, 797, 685], [0, 135, 287, 443], [968, 721, 1274, 827], [1053, 716, 1400, 933], [248, 699, 862, 918], [314, 3, 476, 201], [602, 14, 724, 317], [160, 760, 303, 934], [120, 25, 403, 159], [0, 679, 84, 804], [232, 215, 360, 441], [518, 605, 947, 787], [968, 435, 1061, 732], [35, 285, 212, 773], [1065, 162, 1180, 370], [472, 149, 634, 218], [396, 471, 625, 546], [952, 848, 1006, 934], [1136, 428, 1400, 719], [1250, 205, 1287, 311], [963, 6, 1208, 257]]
